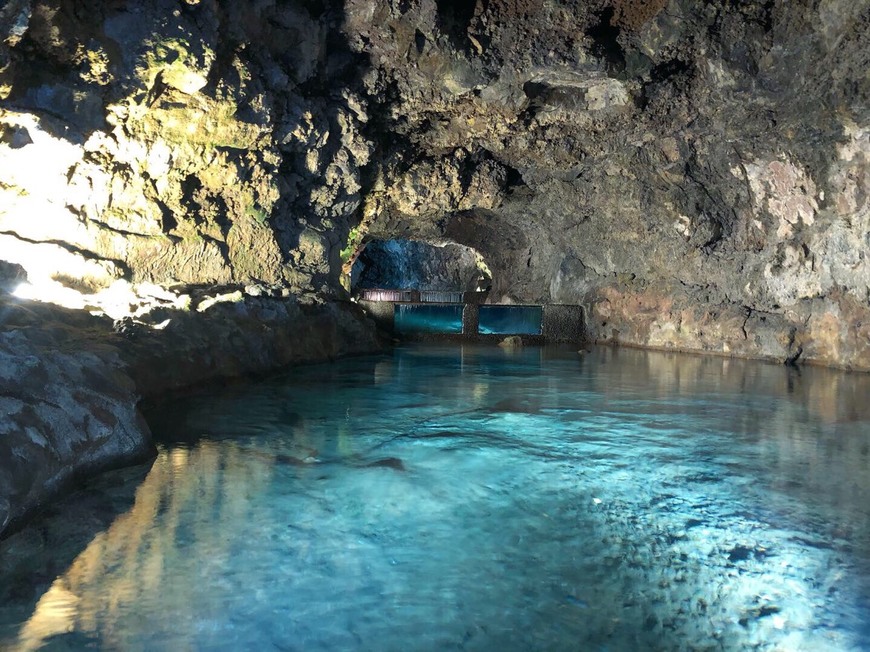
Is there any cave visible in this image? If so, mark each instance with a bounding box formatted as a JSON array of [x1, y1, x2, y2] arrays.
[[1, 0, 870, 648], [351, 238, 492, 294]]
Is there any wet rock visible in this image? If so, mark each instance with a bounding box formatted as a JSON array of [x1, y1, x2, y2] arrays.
[[364, 457, 406, 472], [0, 293, 382, 539], [0, 305, 154, 539], [122, 296, 383, 398]]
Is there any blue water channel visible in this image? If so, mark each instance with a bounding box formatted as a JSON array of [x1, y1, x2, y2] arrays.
[[478, 305, 542, 335], [394, 304, 464, 334], [2, 344, 870, 651]]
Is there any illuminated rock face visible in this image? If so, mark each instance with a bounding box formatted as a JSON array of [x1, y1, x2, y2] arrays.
[[1, 0, 370, 298]]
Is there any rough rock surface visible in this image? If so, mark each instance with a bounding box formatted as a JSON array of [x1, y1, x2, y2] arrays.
[[0, 301, 152, 537], [1, 0, 371, 294], [353, 239, 490, 292], [2, 0, 868, 369], [348, 0, 870, 369], [0, 291, 382, 539], [120, 292, 384, 398]]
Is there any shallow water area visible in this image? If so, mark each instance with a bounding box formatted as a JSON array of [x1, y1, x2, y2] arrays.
[[2, 344, 870, 651]]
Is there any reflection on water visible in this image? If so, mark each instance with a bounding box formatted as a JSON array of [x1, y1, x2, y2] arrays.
[[2, 345, 870, 651]]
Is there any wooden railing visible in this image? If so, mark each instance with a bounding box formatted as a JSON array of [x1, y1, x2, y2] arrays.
[[358, 289, 487, 304]]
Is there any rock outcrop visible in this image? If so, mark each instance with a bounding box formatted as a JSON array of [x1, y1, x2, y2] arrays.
[[1, 0, 372, 296], [0, 290, 382, 539], [349, 0, 869, 370], [0, 300, 152, 537]]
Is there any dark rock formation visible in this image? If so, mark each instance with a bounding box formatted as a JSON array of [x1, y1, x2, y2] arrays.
[[348, 0, 869, 370], [0, 301, 152, 537], [120, 293, 384, 397], [2, 0, 867, 369]]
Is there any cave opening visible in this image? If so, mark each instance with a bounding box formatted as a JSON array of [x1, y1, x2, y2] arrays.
[[350, 238, 492, 296]]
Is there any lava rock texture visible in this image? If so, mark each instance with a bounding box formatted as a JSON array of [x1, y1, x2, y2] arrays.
[[347, 0, 869, 369], [1, 0, 868, 368]]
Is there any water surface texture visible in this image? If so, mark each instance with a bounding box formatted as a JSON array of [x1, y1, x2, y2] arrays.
[[2, 345, 870, 651]]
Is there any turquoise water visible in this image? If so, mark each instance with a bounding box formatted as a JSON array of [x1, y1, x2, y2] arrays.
[[394, 304, 464, 334], [478, 305, 542, 335], [2, 345, 870, 651]]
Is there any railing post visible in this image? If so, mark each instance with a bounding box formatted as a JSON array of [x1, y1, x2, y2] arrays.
[[462, 304, 479, 336]]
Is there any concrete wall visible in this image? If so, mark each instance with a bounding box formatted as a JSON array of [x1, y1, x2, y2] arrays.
[[360, 301, 586, 343], [358, 300, 396, 334], [542, 305, 586, 343]]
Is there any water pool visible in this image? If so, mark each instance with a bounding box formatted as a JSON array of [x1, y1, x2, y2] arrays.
[[2, 344, 870, 651]]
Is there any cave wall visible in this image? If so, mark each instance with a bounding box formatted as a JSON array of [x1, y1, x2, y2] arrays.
[[1, 0, 372, 298], [347, 0, 870, 369], [0, 0, 868, 371]]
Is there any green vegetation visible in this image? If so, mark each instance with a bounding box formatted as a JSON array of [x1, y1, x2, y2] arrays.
[[340, 225, 364, 263], [246, 203, 270, 227]]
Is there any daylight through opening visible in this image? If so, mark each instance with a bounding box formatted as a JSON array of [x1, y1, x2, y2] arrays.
[[350, 239, 492, 296]]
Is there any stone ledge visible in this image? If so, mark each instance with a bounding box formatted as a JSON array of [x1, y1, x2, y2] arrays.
[[0, 295, 383, 540]]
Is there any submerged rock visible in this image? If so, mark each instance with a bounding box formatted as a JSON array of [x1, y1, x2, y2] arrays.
[[363, 457, 406, 472]]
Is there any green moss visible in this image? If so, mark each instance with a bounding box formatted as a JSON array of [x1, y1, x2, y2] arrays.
[[127, 98, 263, 152], [246, 204, 269, 227], [151, 103, 262, 150], [340, 225, 363, 263]]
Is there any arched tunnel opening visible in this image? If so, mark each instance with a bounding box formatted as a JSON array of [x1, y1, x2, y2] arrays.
[[350, 238, 492, 296], [349, 238, 570, 339]]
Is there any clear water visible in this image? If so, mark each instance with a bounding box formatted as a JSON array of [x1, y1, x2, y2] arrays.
[[394, 304, 463, 334], [2, 344, 870, 651], [478, 305, 542, 335]]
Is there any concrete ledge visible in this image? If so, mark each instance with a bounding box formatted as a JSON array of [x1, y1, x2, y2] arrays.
[[359, 300, 586, 343], [356, 300, 397, 335]]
